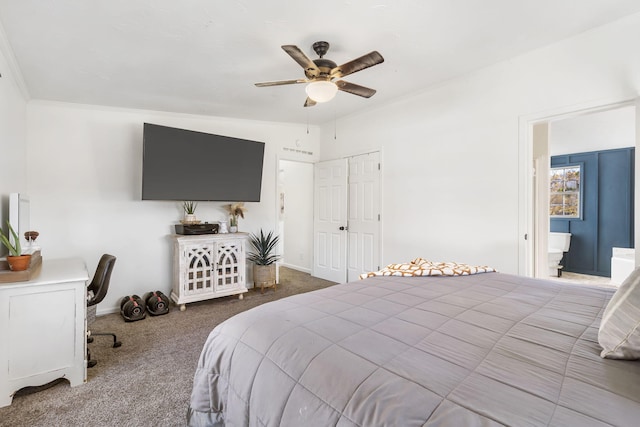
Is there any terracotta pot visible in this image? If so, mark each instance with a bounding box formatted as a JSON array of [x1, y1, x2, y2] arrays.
[[8, 254, 31, 271]]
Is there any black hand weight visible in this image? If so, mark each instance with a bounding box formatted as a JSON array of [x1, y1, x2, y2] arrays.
[[120, 295, 147, 322], [143, 290, 170, 316]]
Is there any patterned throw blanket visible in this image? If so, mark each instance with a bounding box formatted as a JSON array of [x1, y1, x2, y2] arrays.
[[359, 258, 496, 279]]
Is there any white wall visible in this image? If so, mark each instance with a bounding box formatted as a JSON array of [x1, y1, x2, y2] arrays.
[[279, 160, 313, 272], [25, 101, 320, 313], [318, 13, 640, 274], [0, 34, 27, 255], [550, 105, 635, 155]]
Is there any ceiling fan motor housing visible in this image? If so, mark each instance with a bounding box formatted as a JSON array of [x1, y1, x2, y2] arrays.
[[306, 58, 337, 79], [306, 41, 337, 79]]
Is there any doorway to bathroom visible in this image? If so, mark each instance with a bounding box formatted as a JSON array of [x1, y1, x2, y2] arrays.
[[549, 144, 633, 282], [278, 159, 314, 274], [527, 103, 637, 287]]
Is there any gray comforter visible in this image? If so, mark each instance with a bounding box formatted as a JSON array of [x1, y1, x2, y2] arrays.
[[187, 272, 640, 426]]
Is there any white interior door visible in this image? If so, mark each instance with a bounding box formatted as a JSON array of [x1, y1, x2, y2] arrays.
[[313, 159, 348, 282], [347, 153, 381, 281]]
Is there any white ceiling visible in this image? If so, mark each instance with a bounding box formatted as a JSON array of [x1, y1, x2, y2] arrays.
[[1, 1, 640, 125]]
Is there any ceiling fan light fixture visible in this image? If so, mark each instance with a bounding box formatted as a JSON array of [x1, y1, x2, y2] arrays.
[[305, 81, 338, 103]]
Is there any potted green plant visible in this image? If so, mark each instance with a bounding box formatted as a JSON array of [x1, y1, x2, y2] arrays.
[[0, 221, 31, 271], [182, 201, 198, 224], [247, 229, 280, 293]]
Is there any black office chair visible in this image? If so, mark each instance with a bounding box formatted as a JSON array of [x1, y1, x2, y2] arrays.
[[87, 254, 121, 368]]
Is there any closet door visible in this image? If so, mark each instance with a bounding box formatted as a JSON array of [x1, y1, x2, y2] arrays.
[[347, 152, 381, 281], [313, 153, 382, 283], [313, 159, 348, 282]]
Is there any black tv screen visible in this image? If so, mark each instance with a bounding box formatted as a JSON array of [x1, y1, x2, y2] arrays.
[[142, 123, 265, 201]]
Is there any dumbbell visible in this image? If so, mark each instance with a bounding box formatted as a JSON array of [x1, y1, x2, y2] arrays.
[[143, 290, 170, 316], [120, 295, 146, 322]]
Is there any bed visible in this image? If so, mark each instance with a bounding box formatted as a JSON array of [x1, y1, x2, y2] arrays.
[[187, 269, 640, 426]]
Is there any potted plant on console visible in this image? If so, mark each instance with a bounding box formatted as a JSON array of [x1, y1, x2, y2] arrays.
[[182, 201, 198, 224], [0, 221, 31, 271], [247, 229, 280, 293]]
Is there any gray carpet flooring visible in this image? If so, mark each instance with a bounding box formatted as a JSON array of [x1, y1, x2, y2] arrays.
[[0, 267, 335, 427]]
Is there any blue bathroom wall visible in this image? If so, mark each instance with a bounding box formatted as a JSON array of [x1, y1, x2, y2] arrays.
[[550, 147, 634, 277]]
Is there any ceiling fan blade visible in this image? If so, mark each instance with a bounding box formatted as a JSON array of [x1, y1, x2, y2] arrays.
[[331, 51, 384, 78], [255, 79, 307, 87], [304, 97, 317, 107], [335, 80, 377, 98], [282, 45, 320, 75]]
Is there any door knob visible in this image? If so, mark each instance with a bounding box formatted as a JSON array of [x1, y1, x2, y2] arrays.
[[339, 226, 348, 231]]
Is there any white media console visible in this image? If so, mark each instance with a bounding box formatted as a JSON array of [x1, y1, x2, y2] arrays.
[[171, 233, 249, 311]]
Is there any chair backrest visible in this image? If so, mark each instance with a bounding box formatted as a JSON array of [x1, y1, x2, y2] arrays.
[[87, 254, 117, 307]]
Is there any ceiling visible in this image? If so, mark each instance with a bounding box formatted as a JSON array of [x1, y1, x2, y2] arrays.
[[1, 1, 640, 126]]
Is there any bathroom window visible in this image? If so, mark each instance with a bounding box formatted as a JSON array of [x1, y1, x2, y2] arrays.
[[550, 165, 581, 218]]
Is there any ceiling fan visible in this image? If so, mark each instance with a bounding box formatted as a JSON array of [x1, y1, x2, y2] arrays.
[[255, 41, 384, 107]]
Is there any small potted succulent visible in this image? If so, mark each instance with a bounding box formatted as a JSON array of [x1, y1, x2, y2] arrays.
[[0, 221, 31, 271], [182, 201, 198, 224], [247, 229, 280, 293]]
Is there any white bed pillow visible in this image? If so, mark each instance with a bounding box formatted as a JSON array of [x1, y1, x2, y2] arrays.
[[598, 267, 640, 359]]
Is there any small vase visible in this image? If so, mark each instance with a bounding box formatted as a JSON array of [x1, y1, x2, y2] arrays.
[[7, 254, 31, 271], [218, 221, 228, 233], [229, 225, 238, 233], [184, 214, 197, 224]]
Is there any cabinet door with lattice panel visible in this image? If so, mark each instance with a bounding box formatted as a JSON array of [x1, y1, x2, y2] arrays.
[[215, 240, 245, 293], [182, 243, 215, 296]]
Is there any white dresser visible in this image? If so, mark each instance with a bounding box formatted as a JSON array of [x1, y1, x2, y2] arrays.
[[0, 258, 89, 407], [171, 234, 248, 311]]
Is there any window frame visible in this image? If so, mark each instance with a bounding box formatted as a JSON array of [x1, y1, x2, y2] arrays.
[[549, 163, 583, 220]]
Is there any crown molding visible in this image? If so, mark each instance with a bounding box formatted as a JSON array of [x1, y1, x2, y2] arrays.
[[0, 19, 30, 100]]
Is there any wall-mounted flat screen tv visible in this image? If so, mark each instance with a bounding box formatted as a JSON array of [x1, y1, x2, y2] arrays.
[[142, 123, 265, 201]]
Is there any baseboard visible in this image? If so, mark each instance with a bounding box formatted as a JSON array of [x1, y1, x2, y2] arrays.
[[281, 263, 311, 274], [97, 306, 120, 317]]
